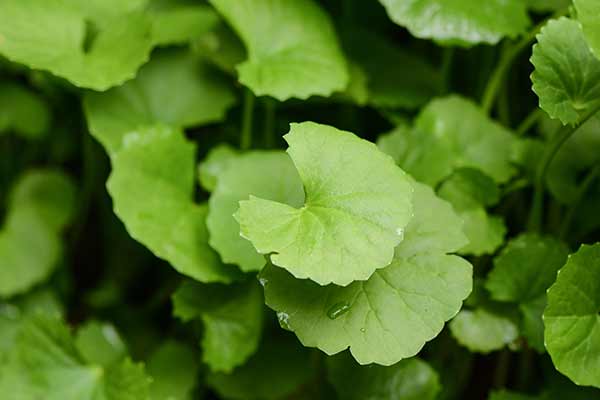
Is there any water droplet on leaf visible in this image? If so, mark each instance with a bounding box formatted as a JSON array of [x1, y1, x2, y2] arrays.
[[327, 302, 351, 320], [277, 311, 290, 329], [258, 277, 268, 287]]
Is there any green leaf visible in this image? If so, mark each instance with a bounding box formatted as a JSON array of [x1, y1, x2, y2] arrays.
[[74, 321, 127, 367], [106, 126, 241, 283], [544, 243, 600, 388], [206, 333, 313, 400], [197, 144, 238, 192], [531, 17, 600, 125], [84, 49, 236, 155], [0, 82, 51, 139], [0, 0, 154, 90], [342, 29, 443, 109], [259, 181, 471, 365], [527, 0, 570, 12], [449, 308, 518, 353], [172, 280, 263, 372], [207, 151, 304, 272], [380, 96, 517, 186], [575, 0, 600, 59], [17, 314, 151, 400], [209, 0, 349, 100], [486, 234, 569, 303], [237, 122, 413, 286], [0, 170, 76, 298], [192, 22, 246, 75], [438, 169, 506, 256], [146, 341, 199, 400], [378, 0, 530, 46], [519, 296, 547, 353], [327, 352, 441, 400], [148, 1, 220, 46]]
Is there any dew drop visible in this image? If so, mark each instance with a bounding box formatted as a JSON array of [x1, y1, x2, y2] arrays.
[[360, 328, 366, 333], [396, 227, 404, 239], [258, 277, 268, 287], [327, 302, 351, 320], [277, 312, 290, 329]]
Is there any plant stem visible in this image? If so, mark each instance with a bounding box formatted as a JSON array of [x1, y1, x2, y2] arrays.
[[528, 107, 600, 231], [240, 89, 255, 150], [493, 349, 511, 388], [516, 108, 544, 136], [441, 47, 455, 93], [481, 14, 561, 115], [559, 161, 600, 239], [263, 98, 276, 148]]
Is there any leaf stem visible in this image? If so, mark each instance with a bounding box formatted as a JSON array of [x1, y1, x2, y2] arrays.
[[559, 161, 600, 239], [516, 108, 544, 136], [481, 13, 562, 115], [240, 88, 255, 150], [263, 98, 276, 148], [441, 47, 455, 93], [528, 108, 600, 231]]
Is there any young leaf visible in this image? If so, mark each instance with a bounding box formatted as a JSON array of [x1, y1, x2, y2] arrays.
[[486, 234, 569, 303], [0, 171, 76, 298], [574, 0, 600, 59], [207, 151, 304, 272], [17, 314, 151, 400], [0, 82, 51, 139], [209, 0, 349, 100], [106, 126, 241, 283], [146, 341, 199, 400], [544, 243, 600, 388], [84, 49, 236, 154], [378, 0, 530, 46], [259, 181, 471, 365], [206, 333, 314, 400], [531, 18, 600, 125], [237, 122, 413, 286], [379, 96, 517, 186], [438, 168, 506, 256], [327, 352, 441, 400], [172, 279, 263, 372], [449, 308, 518, 354], [74, 321, 128, 367], [0, 0, 154, 90]]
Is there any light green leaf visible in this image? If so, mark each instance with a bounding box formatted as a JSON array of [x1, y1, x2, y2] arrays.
[[575, 0, 600, 59], [380, 96, 517, 186], [172, 280, 263, 372], [198, 144, 238, 192], [438, 169, 506, 256], [0, 170, 76, 298], [238, 122, 413, 286], [17, 314, 151, 400], [75, 321, 127, 367], [327, 352, 441, 400], [207, 151, 304, 272], [531, 17, 600, 125], [259, 182, 471, 365], [84, 49, 236, 154], [486, 234, 569, 303], [206, 333, 313, 400], [450, 308, 518, 353], [342, 30, 442, 109], [146, 341, 199, 400], [544, 243, 600, 388], [192, 22, 246, 75], [148, 0, 220, 46], [0, 82, 51, 139], [106, 126, 241, 283], [378, 0, 530, 46], [209, 0, 349, 100], [0, 0, 154, 90]]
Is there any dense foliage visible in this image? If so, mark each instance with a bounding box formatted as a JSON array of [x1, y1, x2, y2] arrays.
[[1, 0, 600, 399]]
